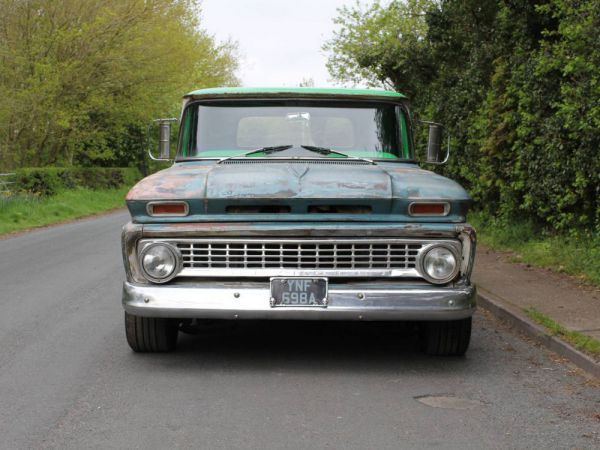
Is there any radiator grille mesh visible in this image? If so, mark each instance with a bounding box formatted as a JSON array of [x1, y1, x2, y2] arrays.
[[176, 241, 423, 270]]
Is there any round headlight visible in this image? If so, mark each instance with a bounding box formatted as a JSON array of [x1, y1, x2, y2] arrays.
[[140, 243, 180, 283], [422, 246, 459, 283]]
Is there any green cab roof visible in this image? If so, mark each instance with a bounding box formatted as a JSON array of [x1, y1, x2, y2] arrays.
[[185, 86, 407, 100]]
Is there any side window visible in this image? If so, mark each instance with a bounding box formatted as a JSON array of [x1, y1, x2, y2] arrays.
[[178, 106, 196, 157], [398, 109, 410, 159]]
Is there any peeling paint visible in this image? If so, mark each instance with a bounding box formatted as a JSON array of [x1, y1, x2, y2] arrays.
[[126, 161, 472, 223]]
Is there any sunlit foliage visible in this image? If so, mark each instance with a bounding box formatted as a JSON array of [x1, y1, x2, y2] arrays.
[[0, 0, 238, 169]]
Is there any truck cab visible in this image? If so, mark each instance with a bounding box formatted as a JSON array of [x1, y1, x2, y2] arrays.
[[121, 87, 476, 354]]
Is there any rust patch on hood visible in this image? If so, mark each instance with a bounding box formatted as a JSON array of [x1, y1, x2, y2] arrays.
[[127, 165, 212, 200], [384, 166, 470, 200]]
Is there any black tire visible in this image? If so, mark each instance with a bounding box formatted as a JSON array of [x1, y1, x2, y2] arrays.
[[419, 317, 472, 356], [125, 312, 178, 352]]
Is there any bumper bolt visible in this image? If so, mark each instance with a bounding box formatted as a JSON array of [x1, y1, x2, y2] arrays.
[[357, 293, 365, 300], [234, 292, 240, 298], [144, 297, 150, 303], [448, 300, 455, 306]]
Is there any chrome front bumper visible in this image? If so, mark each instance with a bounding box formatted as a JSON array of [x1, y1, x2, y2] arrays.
[[122, 281, 476, 321]]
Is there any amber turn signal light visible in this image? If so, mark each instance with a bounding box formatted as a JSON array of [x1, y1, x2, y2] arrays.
[[409, 202, 449, 216], [148, 202, 189, 216]]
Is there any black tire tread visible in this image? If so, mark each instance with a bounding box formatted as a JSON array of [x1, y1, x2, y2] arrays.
[[420, 317, 471, 356], [125, 312, 178, 352]]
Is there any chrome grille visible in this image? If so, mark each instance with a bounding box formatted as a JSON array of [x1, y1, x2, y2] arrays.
[[177, 242, 422, 270], [137, 238, 462, 279], [176, 240, 423, 270]]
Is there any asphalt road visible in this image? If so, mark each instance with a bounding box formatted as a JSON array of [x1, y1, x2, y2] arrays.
[[0, 211, 598, 450]]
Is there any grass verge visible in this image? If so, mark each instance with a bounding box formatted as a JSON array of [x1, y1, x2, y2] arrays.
[[525, 308, 600, 359], [469, 211, 600, 287], [0, 186, 129, 236]]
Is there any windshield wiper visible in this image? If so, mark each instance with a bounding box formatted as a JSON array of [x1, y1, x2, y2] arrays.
[[217, 145, 293, 164], [218, 144, 375, 164], [301, 146, 375, 164]]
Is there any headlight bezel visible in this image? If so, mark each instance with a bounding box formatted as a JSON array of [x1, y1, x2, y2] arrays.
[[138, 241, 182, 283], [419, 243, 461, 284]]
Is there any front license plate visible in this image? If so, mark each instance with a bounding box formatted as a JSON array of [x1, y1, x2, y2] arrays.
[[270, 277, 328, 307]]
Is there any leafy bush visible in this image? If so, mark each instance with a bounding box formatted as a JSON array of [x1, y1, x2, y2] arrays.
[[325, 0, 599, 233], [15, 168, 68, 197], [14, 167, 141, 196]]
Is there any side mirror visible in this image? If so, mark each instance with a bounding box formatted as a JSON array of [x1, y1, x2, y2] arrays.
[[420, 120, 450, 164], [149, 118, 178, 161], [427, 123, 442, 162]]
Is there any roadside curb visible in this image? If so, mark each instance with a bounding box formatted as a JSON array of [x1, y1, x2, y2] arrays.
[[477, 288, 599, 378]]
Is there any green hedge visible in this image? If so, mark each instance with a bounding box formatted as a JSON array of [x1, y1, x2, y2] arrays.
[[14, 167, 141, 196], [325, 0, 599, 233]]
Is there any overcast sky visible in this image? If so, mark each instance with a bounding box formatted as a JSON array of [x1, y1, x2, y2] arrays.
[[200, 0, 377, 88]]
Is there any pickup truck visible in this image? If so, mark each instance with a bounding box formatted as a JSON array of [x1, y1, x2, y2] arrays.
[[121, 87, 476, 355]]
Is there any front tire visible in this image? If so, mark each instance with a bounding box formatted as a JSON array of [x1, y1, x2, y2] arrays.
[[419, 317, 472, 356], [125, 312, 178, 352]]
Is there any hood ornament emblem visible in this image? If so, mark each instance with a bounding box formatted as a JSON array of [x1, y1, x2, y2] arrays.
[[287, 164, 310, 179]]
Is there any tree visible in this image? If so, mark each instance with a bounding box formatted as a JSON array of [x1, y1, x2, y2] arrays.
[[324, 0, 434, 101], [324, 0, 600, 231], [0, 0, 239, 170], [299, 77, 315, 87]]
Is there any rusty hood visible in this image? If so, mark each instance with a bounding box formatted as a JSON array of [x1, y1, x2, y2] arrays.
[[126, 161, 471, 222]]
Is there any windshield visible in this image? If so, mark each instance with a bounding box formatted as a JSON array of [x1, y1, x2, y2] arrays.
[[178, 100, 412, 160]]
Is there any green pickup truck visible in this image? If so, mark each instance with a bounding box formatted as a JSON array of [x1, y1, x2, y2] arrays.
[[121, 87, 476, 355]]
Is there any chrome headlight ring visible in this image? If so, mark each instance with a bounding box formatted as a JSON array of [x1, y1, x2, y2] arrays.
[[138, 241, 182, 284], [418, 243, 461, 285]]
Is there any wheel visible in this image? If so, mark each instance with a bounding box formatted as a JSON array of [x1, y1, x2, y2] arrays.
[[124, 312, 178, 352], [419, 317, 472, 356]]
